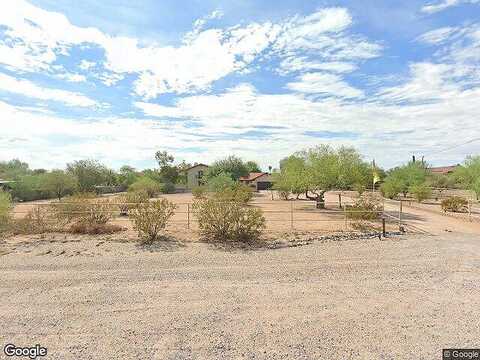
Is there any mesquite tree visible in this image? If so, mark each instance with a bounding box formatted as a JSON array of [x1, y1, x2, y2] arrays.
[[295, 145, 371, 208]]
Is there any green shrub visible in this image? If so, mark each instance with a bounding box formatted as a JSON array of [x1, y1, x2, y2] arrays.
[[0, 190, 12, 236], [193, 198, 265, 242], [346, 193, 382, 220], [353, 183, 366, 196], [213, 183, 253, 204], [118, 190, 149, 215], [380, 178, 404, 199], [192, 186, 207, 199], [128, 177, 161, 198], [52, 193, 115, 227], [441, 196, 468, 213], [409, 183, 432, 203], [207, 172, 235, 192], [160, 182, 176, 194], [129, 198, 176, 243]]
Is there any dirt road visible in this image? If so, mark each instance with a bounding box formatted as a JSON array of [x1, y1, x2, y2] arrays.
[[1, 232, 479, 359]]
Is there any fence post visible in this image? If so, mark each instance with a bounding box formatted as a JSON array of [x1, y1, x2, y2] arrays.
[[344, 205, 347, 230], [468, 201, 472, 222], [399, 200, 403, 232], [290, 201, 294, 230], [338, 193, 342, 209], [187, 203, 190, 229], [382, 218, 386, 238]]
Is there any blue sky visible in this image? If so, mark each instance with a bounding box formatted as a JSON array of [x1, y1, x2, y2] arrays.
[[0, 0, 479, 171]]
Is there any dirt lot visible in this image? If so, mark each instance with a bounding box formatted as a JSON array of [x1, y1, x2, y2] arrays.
[[3, 191, 480, 359], [1, 232, 480, 359]]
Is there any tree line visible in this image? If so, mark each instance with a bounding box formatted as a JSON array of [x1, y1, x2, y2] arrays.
[[0, 153, 263, 202], [271, 145, 480, 204], [1, 146, 479, 203]]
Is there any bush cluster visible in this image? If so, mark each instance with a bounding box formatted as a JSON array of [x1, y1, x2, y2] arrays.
[[441, 196, 468, 213], [12, 206, 59, 235], [0, 190, 12, 236], [129, 198, 176, 243], [192, 186, 207, 199], [118, 190, 149, 215], [212, 183, 253, 204], [193, 198, 265, 242], [409, 183, 432, 203], [52, 193, 118, 234], [128, 178, 161, 198], [346, 193, 382, 220]]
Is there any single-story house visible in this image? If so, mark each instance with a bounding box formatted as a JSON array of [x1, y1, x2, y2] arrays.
[[429, 165, 458, 175], [186, 164, 209, 189], [239, 172, 274, 191]]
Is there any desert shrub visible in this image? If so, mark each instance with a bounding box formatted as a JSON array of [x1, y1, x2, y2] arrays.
[[409, 183, 432, 203], [12, 206, 59, 235], [192, 185, 207, 199], [207, 172, 235, 192], [353, 183, 366, 196], [441, 196, 468, 213], [213, 183, 253, 204], [193, 198, 265, 242], [161, 182, 176, 194], [68, 223, 124, 235], [129, 198, 176, 243], [118, 190, 149, 215], [346, 193, 382, 220], [52, 193, 116, 227], [0, 190, 12, 236], [380, 177, 403, 199], [128, 177, 161, 198]]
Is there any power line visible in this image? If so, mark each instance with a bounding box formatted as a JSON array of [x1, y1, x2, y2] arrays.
[[422, 137, 480, 158]]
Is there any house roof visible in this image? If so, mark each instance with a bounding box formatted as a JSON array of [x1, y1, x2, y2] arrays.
[[429, 165, 458, 175], [186, 163, 209, 171], [239, 172, 268, 181]]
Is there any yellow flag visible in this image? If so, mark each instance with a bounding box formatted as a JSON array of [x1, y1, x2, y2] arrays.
[[373, 160, 380, 184]]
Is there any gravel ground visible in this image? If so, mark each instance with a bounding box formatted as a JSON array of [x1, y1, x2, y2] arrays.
[[1, 232, 480, 359]]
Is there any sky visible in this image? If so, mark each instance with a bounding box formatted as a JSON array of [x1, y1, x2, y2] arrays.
[[0, 0, 479, 171]]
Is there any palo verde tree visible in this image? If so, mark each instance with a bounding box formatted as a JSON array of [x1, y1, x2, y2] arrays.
[[453, 155, 480, 199], [381, 161, 427, 199], [273, 155, 309, 199], [205, 155, 249, 181], [66, 159, 110, 192], [245, 161, 261, 173], [298, 145, 371, 208], [154, 151, 179, 184], [42, 170, 78, 200]]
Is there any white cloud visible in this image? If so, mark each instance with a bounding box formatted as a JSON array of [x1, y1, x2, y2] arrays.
[[0, 1, 380, 99], [278, 58, 357, 74], [0, 72, 97, 107], [79, 60, 96, 70], [131, 79, 480, 168], [377, 63, 462, 103], [286, 72, 363, 98], [417, 27, 458, 44], [421, 0, 479, 13], [56, 72, 86, 82]]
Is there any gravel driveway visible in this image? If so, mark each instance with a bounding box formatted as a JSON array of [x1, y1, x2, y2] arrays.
[[1, 232, 479, 359]]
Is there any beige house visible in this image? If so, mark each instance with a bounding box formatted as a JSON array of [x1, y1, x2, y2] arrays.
[[186, 164, 209, 189], [239, 172, 274, 191]]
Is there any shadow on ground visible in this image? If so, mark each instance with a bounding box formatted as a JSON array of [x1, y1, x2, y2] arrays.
[[135, 235, 186, 252]]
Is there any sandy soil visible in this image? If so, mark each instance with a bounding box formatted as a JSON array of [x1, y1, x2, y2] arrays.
[[1, 232, 479, 359]]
